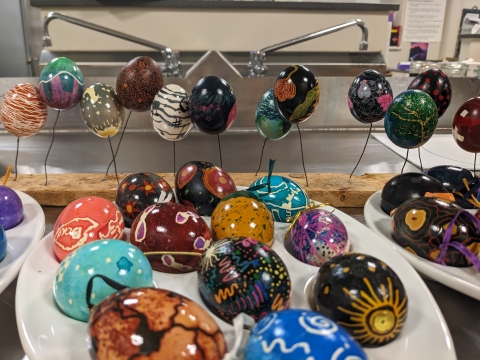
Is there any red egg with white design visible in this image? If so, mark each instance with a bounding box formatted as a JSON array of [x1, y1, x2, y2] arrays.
[[130, 202, 212, 273], [53, 196, 124, 261], [452, 97, 480, 153]]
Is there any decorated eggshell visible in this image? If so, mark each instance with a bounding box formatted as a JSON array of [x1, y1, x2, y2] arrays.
[[1, 83, 48, 138], [88, 287, 227, 360], [273, 65, 319, 124], [116, 56, 163, 112], [249, 175, 309, 222], [54, 239, 153, 322], [348, 69, 393, 124], [255, 88, 292, 140], [0, 225, 6, 263], [175, 160, 236, 216], [291, 208, 349, 266], [38, 57, 84, 110], [53, 196, 124, 261], [116, 172, 175, 228], [244, 309, 367, 360], [198, 237, 291, 323], [0, 186, 23, 230], [452, 97, 480, 153], [392, 197, 480, 266], [381, 172, 448, 215], [211, 190, 274, 246], [80, 83, 125, 138], [189, 76, 237, 135], [384, 89, 438, 149], [408, 68, 452, 118], [313, 253, 408, 347], [130, 202, 212, 273], [151, 84, 193, 141]]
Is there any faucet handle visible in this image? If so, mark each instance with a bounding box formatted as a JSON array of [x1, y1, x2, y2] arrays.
[[248, 51, 268, 77], [162, 50, 182, 78]]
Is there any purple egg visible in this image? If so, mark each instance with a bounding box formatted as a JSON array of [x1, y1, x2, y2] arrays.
[[0, 186, 23, 230]]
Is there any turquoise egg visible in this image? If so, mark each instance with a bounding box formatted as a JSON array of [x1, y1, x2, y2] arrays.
[[0, 225, 6, 263], [53, 239, 153, 322], [249, 175, 309, 222]]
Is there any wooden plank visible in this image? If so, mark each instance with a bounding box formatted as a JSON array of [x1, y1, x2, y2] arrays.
[[0, 173, 396, 207]]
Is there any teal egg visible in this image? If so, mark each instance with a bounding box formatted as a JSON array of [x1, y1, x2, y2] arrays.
[[53, 239, 153, 322], [249, 175, 309, 222], [255, 89, 292, 140], [384, 89, 438, 149]]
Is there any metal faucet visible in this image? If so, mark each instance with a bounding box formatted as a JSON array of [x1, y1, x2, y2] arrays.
[[42, 12, 182, 77], [248, 19, 369, 77]]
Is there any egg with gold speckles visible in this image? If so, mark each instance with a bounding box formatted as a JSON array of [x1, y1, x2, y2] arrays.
[[53, 239, 153, 322], [198, 237, 291, 324], [313, 253, 408, 347]]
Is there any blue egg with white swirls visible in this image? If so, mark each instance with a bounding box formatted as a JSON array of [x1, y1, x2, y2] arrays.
[[249, 175, 309, 222], [53, 239, 153, 322], [0, 225, 6, 263], [244, 309, 367, 360]]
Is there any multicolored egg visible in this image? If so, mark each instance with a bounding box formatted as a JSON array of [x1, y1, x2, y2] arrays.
[[0, 226, 6, 263], [151, 84, 192, 141], [116, 56, 163, 112], [189, 76, 237, 135], [244, 309, 367, 360], [452, 97, 480, 153], [273, 65, 319, 124], [392, 197, 480, 266], [175, 160, 236, 216], [80, 83, 125, 138], [130, 202, 212, 273], [348, 69, 393, 124], [53, 196, 124, 261], [1, 83, 48, 138], [291, 208, 349, 266], [211, 190, 274, 246], [38, 57, 84, 110], [88, 287, 227, 360], [384, 89, 438, 149], [255, 88, 292, 140], [54, 239, 153, 322], [0, 186, 23, 230], [198, 237, 291, 323], [116, 172, 174, 228], [313, 253, 408, 347]]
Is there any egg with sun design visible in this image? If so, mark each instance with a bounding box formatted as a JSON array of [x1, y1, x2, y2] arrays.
[[313, 253, 407, 347]]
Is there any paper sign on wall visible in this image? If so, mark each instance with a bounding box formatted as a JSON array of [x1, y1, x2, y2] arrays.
[[403, 0, 447, 43]]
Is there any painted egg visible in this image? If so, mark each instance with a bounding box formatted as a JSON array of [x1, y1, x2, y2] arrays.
[[116, 56, 163, 112], [0, 226, 6, 263], [381, 172, 448, 215], [53, 196, 125, 261], [198, 237, 291, 323], [0, 186, 23, 230], [273, 65, 320, 124], [88, 287, 227, 360], [313, 253, 408, 347], [175, 160, 236, 216], [348, 69, 393, 124], [1, 83, 48, 138], [151, 84, 192, 141], [248, 175, 309, 222], [291, 208, 349, 266], [38, 57, 84, 110], [130, 202, 212, 273], [255, 88, 292, 140], [80, 83, 125, 138], [116, 172, 175, 228], [392, 197, 480, 266], [189, 76, 237, 135], [244, 309, 367, 360], [452, 97, 480, 153], [211, 190, 274, 246], [385, 89, 438, 149]]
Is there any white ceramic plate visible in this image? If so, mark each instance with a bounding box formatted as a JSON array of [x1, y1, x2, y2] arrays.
[[0, 190, 45, 293], [365, 190, 480, 302], [16, 208, 455, 360]]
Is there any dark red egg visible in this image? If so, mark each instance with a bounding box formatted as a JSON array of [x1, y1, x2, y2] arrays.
[[130, 202, 212, 273], [453, 97, 480, 153]]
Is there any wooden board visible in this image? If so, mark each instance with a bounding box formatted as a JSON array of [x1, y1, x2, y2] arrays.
[[0, 173, 396, 207]]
